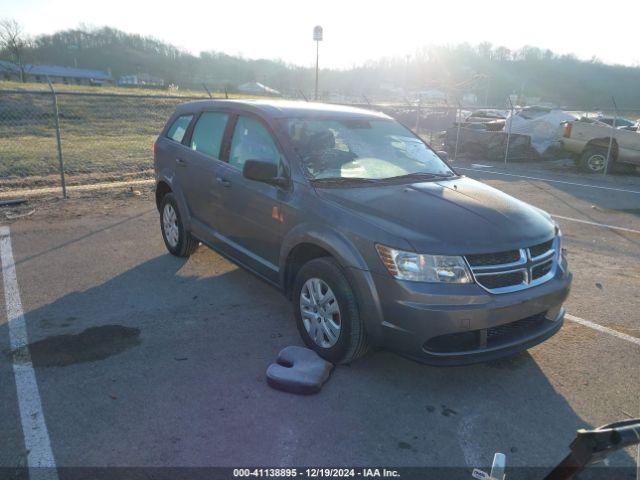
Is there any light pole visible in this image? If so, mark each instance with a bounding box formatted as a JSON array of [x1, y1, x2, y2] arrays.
[[313, 25, 323, 101]]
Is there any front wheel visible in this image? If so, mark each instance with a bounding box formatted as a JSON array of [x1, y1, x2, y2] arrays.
[[293, 257, 369, 364], [580, 147, 609, 173], [160, 193, 199, 257]]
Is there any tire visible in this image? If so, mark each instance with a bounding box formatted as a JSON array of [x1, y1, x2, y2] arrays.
[[159, 193, 199, 257], [580, 147, 609, 173], [293, 257, 369, 364]]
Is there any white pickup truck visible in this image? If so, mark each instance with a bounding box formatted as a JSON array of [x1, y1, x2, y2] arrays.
[[560, 119, 640, 173]]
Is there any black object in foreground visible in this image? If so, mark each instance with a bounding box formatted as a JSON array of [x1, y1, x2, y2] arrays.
[[266, 346, 334, 395], [473, 418, 640, 479], [543, 418, 640, 480]]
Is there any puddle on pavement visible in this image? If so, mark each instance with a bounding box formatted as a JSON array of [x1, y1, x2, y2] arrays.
[[10, 325, 141, 367]]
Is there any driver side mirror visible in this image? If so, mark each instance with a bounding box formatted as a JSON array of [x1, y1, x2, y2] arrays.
[[242, 159, 288, 188]]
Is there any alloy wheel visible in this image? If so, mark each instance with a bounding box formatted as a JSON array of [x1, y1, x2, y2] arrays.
[[299, 277, 342, 348], [587, 153, 606, 172], [162, 203, 179, 248]]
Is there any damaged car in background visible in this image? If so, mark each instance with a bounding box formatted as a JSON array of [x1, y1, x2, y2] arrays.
[[446, 106, 576, 161], [463, 108, 508, 130], [560, 117, 640, 173]]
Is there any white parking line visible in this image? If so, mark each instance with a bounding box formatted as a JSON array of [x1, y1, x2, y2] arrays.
[[566, 313, 640, 347], [457, 414, 485, 468], [456, 167, 640, 194], [551, 214, 640, 235], [0, 226, 59, 480]]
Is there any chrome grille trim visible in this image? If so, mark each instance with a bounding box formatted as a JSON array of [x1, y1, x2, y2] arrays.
[[465, 237, 559, 294], [531, 249, 556, 263], [470, 248, 527, 273]]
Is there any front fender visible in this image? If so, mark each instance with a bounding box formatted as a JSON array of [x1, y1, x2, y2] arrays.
[[279, 223, 386, 345], [279, 222, 369, 276]]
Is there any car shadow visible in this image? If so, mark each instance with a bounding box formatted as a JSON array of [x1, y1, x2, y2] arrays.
[[0, 251, 635, 479]]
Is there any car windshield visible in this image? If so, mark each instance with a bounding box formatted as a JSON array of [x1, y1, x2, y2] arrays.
[[278, 117, 454, 181]]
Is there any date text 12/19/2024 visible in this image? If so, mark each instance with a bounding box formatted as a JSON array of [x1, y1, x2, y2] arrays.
[[233, 469, 401, 478]]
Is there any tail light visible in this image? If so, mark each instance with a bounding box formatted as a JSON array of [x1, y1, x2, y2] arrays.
[[562, 122, 572, 138], [152, 142, 157, 154]]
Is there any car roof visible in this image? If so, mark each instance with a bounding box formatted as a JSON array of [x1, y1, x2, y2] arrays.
[[175, 99, 391, 120]]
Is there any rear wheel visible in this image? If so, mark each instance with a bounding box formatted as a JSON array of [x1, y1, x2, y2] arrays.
[[160, 193, 199, 257], [580, 147, 609, 173], [293, 257, 369, 364]]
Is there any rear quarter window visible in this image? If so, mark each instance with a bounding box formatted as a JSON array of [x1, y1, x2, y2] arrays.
[[166, 114, 193, 143]]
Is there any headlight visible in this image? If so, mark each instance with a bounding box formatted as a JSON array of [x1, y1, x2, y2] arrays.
[[375, 244, 473, 283]]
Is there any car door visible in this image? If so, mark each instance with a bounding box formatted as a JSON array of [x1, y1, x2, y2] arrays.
[[615, 128, 640, 166], [214, 114, 291, 283], [177, 110, 230, 231], [156, 112, 193, 181]]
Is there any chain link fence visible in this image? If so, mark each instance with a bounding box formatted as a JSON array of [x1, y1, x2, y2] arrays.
[[1, 91, 61, 180], [1, 87, 637, 196], [0, 88, 211, 194]]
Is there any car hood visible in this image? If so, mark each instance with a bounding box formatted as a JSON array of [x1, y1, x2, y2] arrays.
[[315, 176, 556, 254]]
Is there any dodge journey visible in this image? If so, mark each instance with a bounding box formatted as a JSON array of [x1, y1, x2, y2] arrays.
[[153, 100, 572, 365]]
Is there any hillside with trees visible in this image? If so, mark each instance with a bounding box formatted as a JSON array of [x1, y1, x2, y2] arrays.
[[2, 23, 640, 108]]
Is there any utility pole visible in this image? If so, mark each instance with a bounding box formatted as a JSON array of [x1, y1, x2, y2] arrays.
[[68, 44, 79, 68], [484, 75, 490, 106], [604, 96, 618, 175], [46, 77, 67, 199], [313, 25, 323, 101]]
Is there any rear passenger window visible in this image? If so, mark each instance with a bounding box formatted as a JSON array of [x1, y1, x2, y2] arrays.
[[190, 112, 229, 158], [166, 115, 193, 143]]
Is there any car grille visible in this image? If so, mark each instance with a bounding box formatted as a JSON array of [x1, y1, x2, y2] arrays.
[[465, 250, 520, 266], [465, 238, 558, 294], [478, 271, 525, 289], [530, 240, 553, 258], [424, 313, 549, 354], [486, 314, 546, 341]]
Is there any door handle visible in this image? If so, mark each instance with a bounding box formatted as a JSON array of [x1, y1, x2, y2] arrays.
[[175, 157, 186, 166], [216, 176, 231, 187]]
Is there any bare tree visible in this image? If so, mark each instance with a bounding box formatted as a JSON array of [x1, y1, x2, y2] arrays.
[[0, 19, 30, 82]]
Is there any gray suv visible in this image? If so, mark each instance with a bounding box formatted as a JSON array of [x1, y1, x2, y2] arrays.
[[154, 100, 572, 365]]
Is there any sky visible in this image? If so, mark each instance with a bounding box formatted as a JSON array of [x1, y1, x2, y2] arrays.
[[2, 0, 639, 69]]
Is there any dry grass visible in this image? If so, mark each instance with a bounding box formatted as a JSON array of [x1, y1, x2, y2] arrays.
[[0, 81, 282, 188], [0, 79, 207, 97], [0, 80, 263, 99], [0, 92, 176, 180]]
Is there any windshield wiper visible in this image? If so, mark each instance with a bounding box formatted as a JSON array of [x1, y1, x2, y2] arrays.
[[310, 177, 383, 185], [310, 172, 457, 186], [383, 171, 457, 181]]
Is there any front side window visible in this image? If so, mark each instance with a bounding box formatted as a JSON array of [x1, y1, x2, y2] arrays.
[[166, 114, 193, 143], [229, 116, 282, 171], [190, 112, 229, 158], [278, 117, 453, 181]]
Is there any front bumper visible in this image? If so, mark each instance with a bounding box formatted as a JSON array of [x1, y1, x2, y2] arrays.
[[358, 267, 572, 366]]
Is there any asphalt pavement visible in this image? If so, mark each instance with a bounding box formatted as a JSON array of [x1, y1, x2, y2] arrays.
[[0, 164, 638, 479]]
